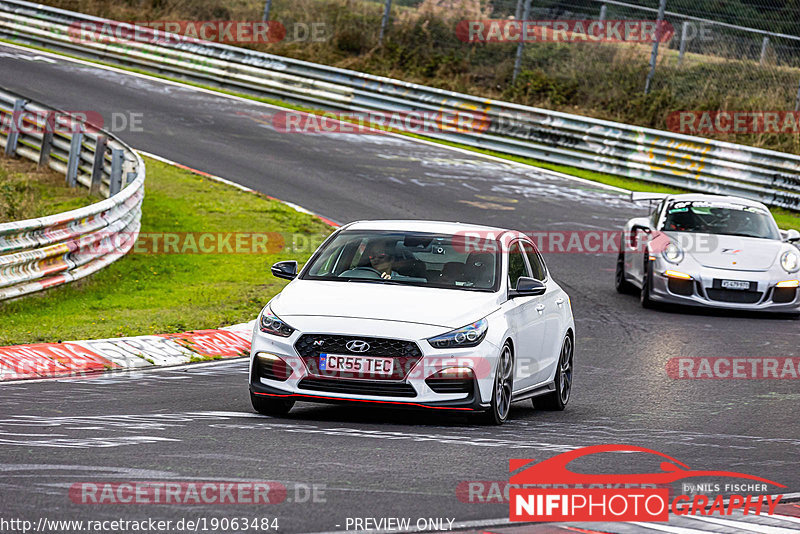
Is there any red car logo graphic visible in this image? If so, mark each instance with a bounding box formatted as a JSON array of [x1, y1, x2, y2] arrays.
[[510, 444, 785, 487]]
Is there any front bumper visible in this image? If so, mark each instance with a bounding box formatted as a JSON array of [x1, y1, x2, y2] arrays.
[[248, 328, 498, 412], [649, 266, 800, 312]]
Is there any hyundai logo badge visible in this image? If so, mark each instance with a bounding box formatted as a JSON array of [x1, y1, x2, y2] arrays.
[[346, 340, 370, 353]]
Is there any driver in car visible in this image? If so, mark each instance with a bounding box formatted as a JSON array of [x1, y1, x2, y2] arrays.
[[341, 240, 417, 281]]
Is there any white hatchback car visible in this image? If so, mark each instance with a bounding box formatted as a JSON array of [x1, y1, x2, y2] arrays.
[[249, 221, 575, 424]]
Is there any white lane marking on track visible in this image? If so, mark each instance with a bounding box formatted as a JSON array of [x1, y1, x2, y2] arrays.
[[685, 515, 799, 534], [0, 436, 179, 448], [1, 357, 247, 385], [0, 40, 629, 196]]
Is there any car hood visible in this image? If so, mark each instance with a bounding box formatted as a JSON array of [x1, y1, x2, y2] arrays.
[[270, 280, 502, 329], [667, 232, 781, 271]]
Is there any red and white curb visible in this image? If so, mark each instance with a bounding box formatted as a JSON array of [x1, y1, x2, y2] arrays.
[[0, 321, 255, 381]]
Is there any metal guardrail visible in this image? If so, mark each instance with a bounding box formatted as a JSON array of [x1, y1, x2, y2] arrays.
[[0, 0, 798, 211], [0, 86, 144, 301]]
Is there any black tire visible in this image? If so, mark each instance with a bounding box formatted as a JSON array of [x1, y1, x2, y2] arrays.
[[251, 393, 294, 416], [479, 342, 514, 425], [615, 250, 636, 294], [640, 255, 655, 309], [535, 334, 573, 411]]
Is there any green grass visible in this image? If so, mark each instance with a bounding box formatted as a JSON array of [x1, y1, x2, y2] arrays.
[[0, 156, 96, 222], [0, 157, 333, 345]]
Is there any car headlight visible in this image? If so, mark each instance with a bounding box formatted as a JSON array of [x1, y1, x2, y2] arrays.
[[781, 250, 800, 273], [428, 318, 488, 349], [662, 241, 684, 264], [259, 306, 295, 337]]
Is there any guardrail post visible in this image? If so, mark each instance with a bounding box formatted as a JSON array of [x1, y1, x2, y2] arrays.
[[644, 0, 667, 94], [378, 0, 392, 45], [599, 4, 607, 22], [4, 99, 25, 156], [678, 21, 689, 66], [795, 76, 800, 112], [39, 112, 54, 167], [90, 135, 107, 195], [109, 148, 123, 196], [512, 0, 532, 83], [66, 131, 83, 187], [760, 36, 769, 65]]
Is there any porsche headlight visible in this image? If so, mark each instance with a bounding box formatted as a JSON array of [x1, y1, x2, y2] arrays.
[[662, 242, 684, 264], [781, 250, 800, 273], [259, 306, 295, 337], [428, 318, 488, 349]]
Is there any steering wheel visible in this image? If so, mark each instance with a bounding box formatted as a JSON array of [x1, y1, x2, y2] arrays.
[[345, 266, 383, 279]]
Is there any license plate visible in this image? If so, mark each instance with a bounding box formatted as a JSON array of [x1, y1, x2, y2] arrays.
[[721, 280, 751, 290], [319, 353, 393, 375]]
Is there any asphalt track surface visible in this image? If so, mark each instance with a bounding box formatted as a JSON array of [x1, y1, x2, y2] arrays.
[[1, 44, 799, 533]]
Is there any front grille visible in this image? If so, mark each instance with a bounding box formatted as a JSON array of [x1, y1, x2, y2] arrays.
[[667, 278, 694, 296], [298, 378, 417, 397], [706, 289, 763, 304], [295, 334, 422, 380], [773, 287, 797, 304], [425, 377, 474, 394]]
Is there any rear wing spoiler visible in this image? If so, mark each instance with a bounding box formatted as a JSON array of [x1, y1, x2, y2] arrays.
[[630, 192, 668, 203]]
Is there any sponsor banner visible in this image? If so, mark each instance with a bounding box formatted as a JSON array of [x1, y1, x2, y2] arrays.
[[0, 326, 253, 382], [69, 481, 287, 505], [456, 20, 674, 43], [667, 111, 800, 135], [667, 357, 800, 379]]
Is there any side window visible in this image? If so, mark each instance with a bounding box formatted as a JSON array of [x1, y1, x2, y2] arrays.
[[522, 242, 547, 281], [651, 200, 664, 228], [508, 242, 531, 289]]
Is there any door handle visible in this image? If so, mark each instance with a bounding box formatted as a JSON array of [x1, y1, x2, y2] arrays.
[[535, 304, 545, 313], [555, 298, 565, 307]]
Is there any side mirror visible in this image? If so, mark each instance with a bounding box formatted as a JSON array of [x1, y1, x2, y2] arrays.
[[782, 229, 800, 242], [631, 224, 652, 235], [271, 260, 298, 280], [509, 277, 546, 298]]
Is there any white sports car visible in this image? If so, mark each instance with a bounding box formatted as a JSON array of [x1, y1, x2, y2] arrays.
[[616, 193, 800, 314], [249, 220, 575, 424]]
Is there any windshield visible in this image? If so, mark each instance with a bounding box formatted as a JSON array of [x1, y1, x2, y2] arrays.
[[301, 230, 501, 291], [661, 201, 779, 240]]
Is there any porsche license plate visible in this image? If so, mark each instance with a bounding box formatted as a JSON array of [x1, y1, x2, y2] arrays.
[[721, 280, 751, 290]]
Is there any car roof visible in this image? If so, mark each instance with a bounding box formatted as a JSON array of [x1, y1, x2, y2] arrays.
[[663, 193, 769, 210], [343, 220, 515, 236]]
